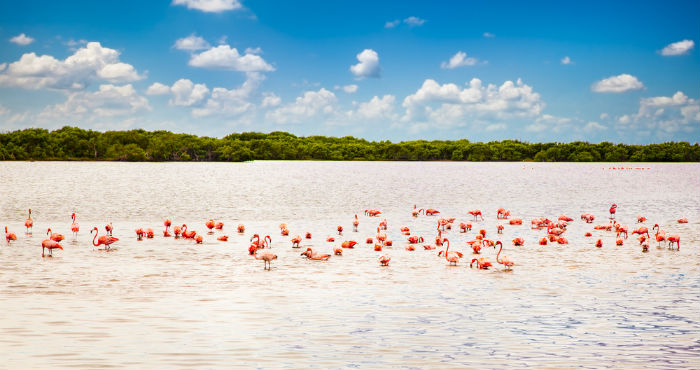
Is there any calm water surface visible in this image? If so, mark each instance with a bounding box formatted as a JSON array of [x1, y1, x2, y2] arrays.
[[1, 161, 699, 369]]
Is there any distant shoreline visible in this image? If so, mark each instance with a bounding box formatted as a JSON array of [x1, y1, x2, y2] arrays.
[[2, 126, 699, 162]]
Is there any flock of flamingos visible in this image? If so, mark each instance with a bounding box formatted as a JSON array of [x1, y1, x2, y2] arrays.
[[3, 204, 688, 270]]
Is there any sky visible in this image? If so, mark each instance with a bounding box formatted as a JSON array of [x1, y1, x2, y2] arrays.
[[0, 0, 698, 144]]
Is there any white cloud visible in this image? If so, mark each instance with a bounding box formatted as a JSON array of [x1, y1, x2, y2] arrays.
[[172, 0, 242, 13], [0, 63, 5, 72], [441, 51, 479, 69], [192, 73, 262, 117], [385, 20, 400, 29], [403, 16, 426, 27], [266, 88, 337, 124], [402, 78, 544, 128], [169, 79, 210, 106], [39, 84, 150, 120], [583, 121, 607, 132], [350, 49, 380, 79], [174, 34, 211, 51], [561, 56, 572, 65], [356, 95, 396, 119], [146, 82, 171, 95], [335, 84, 358, 93], [0, 104, 9, 115], [483, 32, 495, 38], [600, 113, 609, 120], [261, 92, 281, 108], [660, 39, 695, 56], [0, 41, 144, 90], [189, 44, 274, 72], [244, 46, 262, 54], [10, 33, 34, 46], [591, 74, 644, 93], [616, 91, 700, 135]]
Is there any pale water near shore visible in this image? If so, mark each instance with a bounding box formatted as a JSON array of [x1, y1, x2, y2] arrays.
[[1, 161, 698, 369]]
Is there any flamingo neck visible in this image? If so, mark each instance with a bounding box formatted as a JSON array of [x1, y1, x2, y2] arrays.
[[496, 243, 503, 264], [92, 230, 99, 246], [444, 239, 450, 260]]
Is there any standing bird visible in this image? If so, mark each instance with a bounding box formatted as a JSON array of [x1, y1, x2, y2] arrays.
[[215, 222, 224, 230], [5, 226, 18, 243], [442, 238, 460, 265], [468, 210, 484, 221], [205, 219, 215, 233], [164, 219, 172, 237], [666, 235, 680, 250], [91, 227, 119, 249], [494, 241, 514, 270], [41, 238, 62, 257], [352, 214, 359, 232], [47, 228, 65, 242], [254, 249, 277, 270], [609, 204, 618, 219], [379, 255, 391, 266], [105, 222, 113, 236], [25, 209, 33, 233], [70, 213, 79, 237]]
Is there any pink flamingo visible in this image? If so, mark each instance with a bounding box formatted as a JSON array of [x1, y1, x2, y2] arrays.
[[425, 208, 440, 216], [215, 222, 224, 230], [632, 226, 649, 238], [164, 219, 172, 236], [653, 224, 666, 246], [468, 210, 484, 221], [254, 249, 277, 270], [5, 226, 18, 243], [666, 235, 680, 250], [512, 237, 524, 246], [41, 238, 62, 257], [205, 219, 215, 233], [609, 204, 617, 219], [301, 248, 330, 260], [181, 224, 196, 239], [379, 255, 391, 266], [291, 235, 302, 248], [91, 227, 119, 250], [677, 218, 688, 224], [70, 213, 79, 237], [238, 224, 246, 233], [470, 257, 492, 269], [105, 222, 113, 236], [25, 209, 33, 233], [494, 241, 514, 270], [353, 214, 359, 231], [47, 228, 65, 242], [637, 216, 647, 223], [443, 238, 460, 265]]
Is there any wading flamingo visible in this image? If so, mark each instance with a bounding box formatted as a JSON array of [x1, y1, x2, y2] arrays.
[[91, 227, 119, 250], [173, 225, 181, 238], [497, 225, 504, 234], [71, 213, 79, 236], [407, 236, 423, 244], [254, 249, 277, 270], [558, 215, 574, 222], [181, 224, 196, 239], [291, 235, 302, 248], [497, 208, 510, 219], [353, 214, 359, 231], [468, 210, 484, 221], [509, 219, 523, 225], [513, 237, 525, 246], [443, 238, 460, 265], [206, 219, 215, 233], [637, 216, 647, 223], [425, 208, 440, 216], [215, 222, 224, 230], [595, 239, 603, 248], [163, 219, 172, 237], [342, 240, 358, 249], [677, 218, 688, 224], [105, 222, 113, 236], [632, 227, 649, 238], [195, 235, 203, 244], [379, 255, 391, 266], [217, 235, 228, 241], [301, 248, 330, 260], [41, 238, 62, 257], [653, 224, 666, 246], [238, 224, 246, 233], [470, 257, 493, 270], [25, 209, 33, 233], [47, 228, 64, 242], [666, 235, 680, 250], [609, 204, 617, 219], [135, 228, 145, 240], [494, 241, 514, 270], [539, 237, 548, 245], [337, 225, 343, 235], [5, 226, 18, 243]]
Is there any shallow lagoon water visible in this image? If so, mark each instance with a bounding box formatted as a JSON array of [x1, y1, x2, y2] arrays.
[[1, 161, 699, 369]]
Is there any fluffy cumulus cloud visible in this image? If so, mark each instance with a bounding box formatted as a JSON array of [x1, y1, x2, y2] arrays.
[[616, 91, 700, 135], [192, 73, 263, 117], [261, 92, 281, 108], [350, 49, 380, 79], [441, 51, 479, 69], [170, 79, 210, 107], [660, 39, 695, 56], [10, 33, 34, 46], [189, 44, 274, 72], [172, 0, 242, 13], [174, 34, 211, 51], [0, 41, 144, 90], [402, 78, 544, 127], [266, 88, 337, 124], [146, 82, 171, 95], [334, 84, 358, 93], [355, 95, 396, 120], [38, 84, 150, 121], [591, 74, 644, 93]]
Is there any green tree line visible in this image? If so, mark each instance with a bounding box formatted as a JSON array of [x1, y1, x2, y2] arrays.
[[1, 126, 698, 162]]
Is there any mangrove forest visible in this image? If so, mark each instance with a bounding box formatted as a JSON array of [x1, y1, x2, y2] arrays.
[[0, 126, 698, 162]]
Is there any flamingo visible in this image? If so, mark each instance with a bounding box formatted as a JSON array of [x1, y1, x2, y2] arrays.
[[609, 204, 617, 219], [366, 237, 373, 244], [135, 228, 145, 240], [47, 228, 64, 242], [425, 208, 440, 216], [509, 219, 523, 225], [5, 226, 18, 243], [442, 238, 460, 265], [337, 225, 343, 235], [334, 247, 343, 255], [342, 240, 358, 248], [497, 208, 510, 219], [580, 213, 595, 223], [407, 236, 423, 244], [666, 235, 680, 250], [70, 213, 79, 236], [217, 235, 229, 241], [163, 219, 172, 237], [616, 224, 628, 239], [637, 216, 647, 223], [41, 238, 62, 257], [173, 225, 182, 238], [254, 249, 277, 270], [412, 206, 423, 217], [653, 224, 666, 246], [25, 209, 33, 233], [558, 215, 574, 222], [632, 227, 649, 238], [146, 228, 154, 239], [470, 257, 493, 270], [379, 219, 387, 230], [291, 235, 302, 248], [215, 222, 224, 230], [365, 209, 382, 217], [353, 214, 359, 231], [616, 238, 624, 246], [497, 225, 504, 234], [301, 248, 330, 260], [512, 237, 525, 246], [305, 232, 312, 239], [326, 236, 335, 242], [468, 210, 484, 221], [595, 239, 603, 248], [539, 237, 548, 245], [195, 235, 203, 244], [379, 255, 391, 266], [494, 241, 514, 270], [181, 224, 196, 239], [374, 243, 382, 251], [238, 224, 246, 233], [105, 222, 113, 236], [91, 227, 119, 250], [677, 218, 688, 224], [205, 219, 215, 233]]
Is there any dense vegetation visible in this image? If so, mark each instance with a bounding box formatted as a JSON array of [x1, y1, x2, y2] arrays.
[[1, 126, 698, 162]]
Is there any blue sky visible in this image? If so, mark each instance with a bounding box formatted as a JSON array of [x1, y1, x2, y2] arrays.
[[0, 0, 698, 143]]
